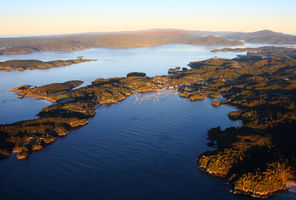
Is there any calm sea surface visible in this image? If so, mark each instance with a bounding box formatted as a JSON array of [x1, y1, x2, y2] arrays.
[[0, 44, 295, 199]]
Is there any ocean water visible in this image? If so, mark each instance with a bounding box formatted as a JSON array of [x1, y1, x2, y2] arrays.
[[0, 44, 294, 199]]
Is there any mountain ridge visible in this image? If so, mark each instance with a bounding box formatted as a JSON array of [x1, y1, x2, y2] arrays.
[[224, 29, 296, 44], [0, 29, 295, 55]]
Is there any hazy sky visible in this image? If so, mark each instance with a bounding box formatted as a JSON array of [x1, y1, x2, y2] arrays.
[[1, 0, 296, 36]]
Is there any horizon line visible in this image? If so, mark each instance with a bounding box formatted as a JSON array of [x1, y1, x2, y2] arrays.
[[0, 28, 295, 39]]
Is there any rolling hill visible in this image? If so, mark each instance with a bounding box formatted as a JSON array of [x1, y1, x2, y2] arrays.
[[224, 29, 296, 44], [0, 30, 243, 55], [0, 29, 295, 55]]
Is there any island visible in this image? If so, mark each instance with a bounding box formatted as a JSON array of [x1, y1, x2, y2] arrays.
[[1, 46, 296, 198], [0, 58, 97, 72]]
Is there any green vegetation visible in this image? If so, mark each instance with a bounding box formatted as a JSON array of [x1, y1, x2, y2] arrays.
[[0, 58, 96, 71]]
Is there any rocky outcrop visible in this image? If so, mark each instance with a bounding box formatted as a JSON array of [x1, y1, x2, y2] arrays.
[[211, 101, 221, 107], [197, 126, 294, 198], [10, 81, 83, 102], [168, 66, 182, 74], [16, 151, 29, 160], [189, 92, 207, 101]]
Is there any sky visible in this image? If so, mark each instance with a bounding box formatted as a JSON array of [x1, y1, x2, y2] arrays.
[[1, 0, 296, 36]]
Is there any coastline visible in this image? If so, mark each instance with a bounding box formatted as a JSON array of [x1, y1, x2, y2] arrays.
[[1, 46, 296, 198], [0, 58, 97, 72]]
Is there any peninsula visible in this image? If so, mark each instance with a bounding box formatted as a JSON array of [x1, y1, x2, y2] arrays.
[[1, 46, 296, 198], [0, 58, 97, 71], [211, 46, 296, 58]]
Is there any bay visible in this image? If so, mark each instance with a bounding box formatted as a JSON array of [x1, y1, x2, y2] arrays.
[[0, 44, 294, 199]]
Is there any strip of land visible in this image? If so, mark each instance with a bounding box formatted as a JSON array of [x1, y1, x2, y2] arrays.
[[211, 46, 296, 58], [0, 29, 295, 55], [0, 58, 97, 72], [1, 46, 296, 198], [0, 30, 244, 55]]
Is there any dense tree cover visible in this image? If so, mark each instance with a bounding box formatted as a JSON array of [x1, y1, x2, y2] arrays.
[[0, 30, 243, 55], [224, 30, 296, 44], [1, 46, 296, 197], [192, 47, 296, 197], [0, 59, 96, 71], [1, 29, 295, 55]]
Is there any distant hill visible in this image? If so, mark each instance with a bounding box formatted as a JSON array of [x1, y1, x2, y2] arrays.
[[224, 30, 296, 44], [0, 29, 295, 55], [0, 30, 243, 55]]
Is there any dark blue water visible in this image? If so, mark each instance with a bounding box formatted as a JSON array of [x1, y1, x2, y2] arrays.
[[0, 44, 247, 124], [0, 45, 295, 199], [0, 92, 238, 200]]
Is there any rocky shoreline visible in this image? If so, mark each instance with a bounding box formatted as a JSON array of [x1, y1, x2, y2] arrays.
[[198, 150, 289, 198], [0, 67, 225, 161], [198, 162, 287, 198], [1, 46, 296, 198]]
